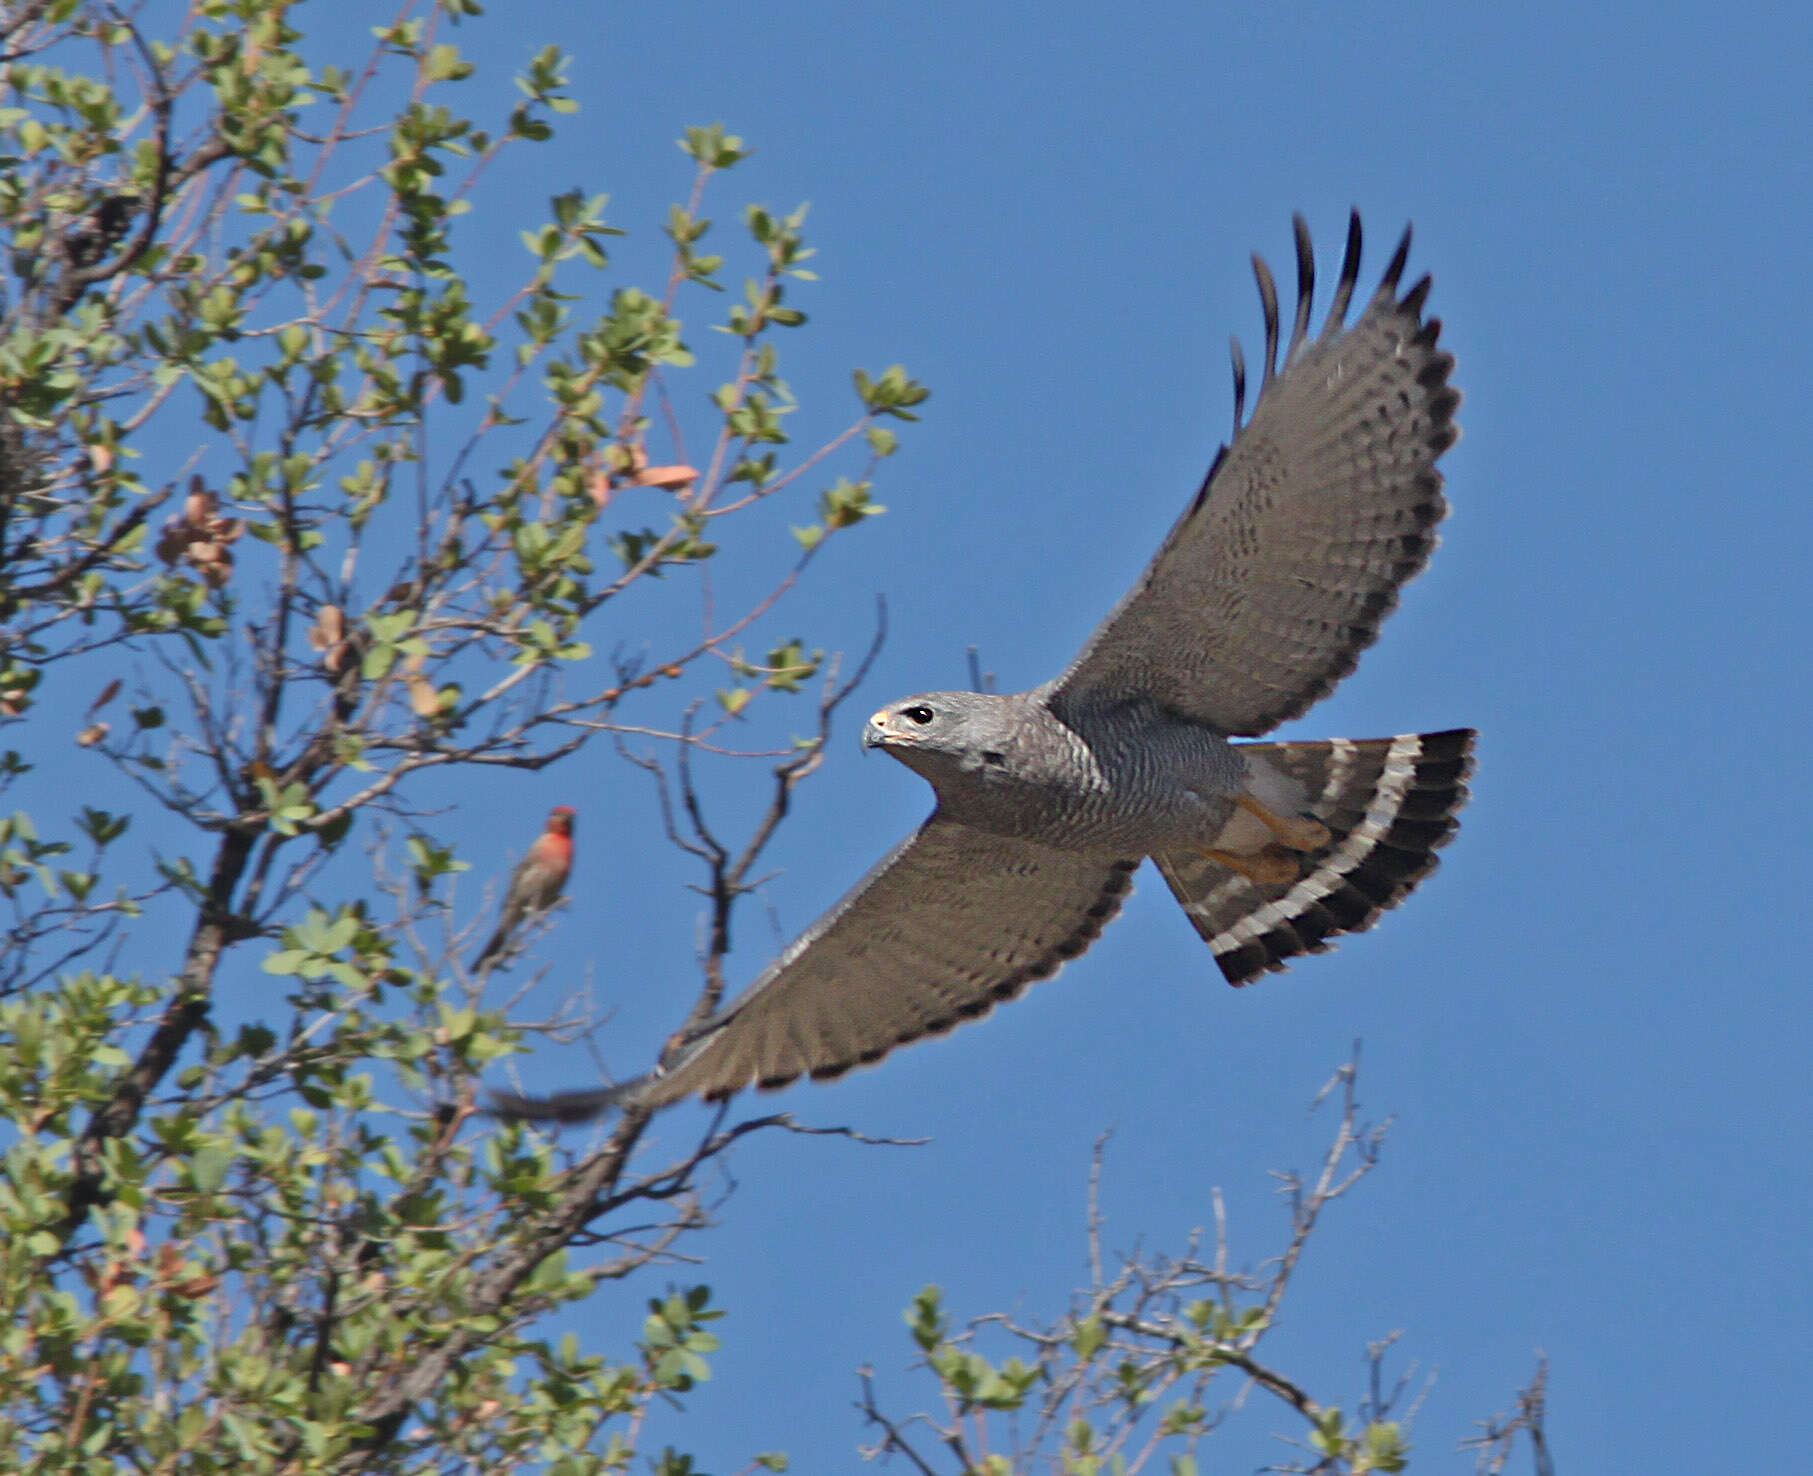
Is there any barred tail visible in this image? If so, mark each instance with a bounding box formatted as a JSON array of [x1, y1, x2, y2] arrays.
[[1155, 729, 1475, 986]]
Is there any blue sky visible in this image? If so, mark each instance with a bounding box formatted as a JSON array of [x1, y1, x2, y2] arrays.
[[27, 0, 1813, 1468], [455, 2, 1809, 1467]]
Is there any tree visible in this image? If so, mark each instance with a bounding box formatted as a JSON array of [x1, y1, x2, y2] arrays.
[[0, 4, 1547, 1471], [857, 1061, 1555, 1476]]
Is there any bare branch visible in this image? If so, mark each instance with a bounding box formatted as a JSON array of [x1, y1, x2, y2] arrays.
[[1465, 1358, 1554, 1476]]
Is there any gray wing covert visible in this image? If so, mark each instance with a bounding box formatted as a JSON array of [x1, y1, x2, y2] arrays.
[[629, 818, 1139, 1107], [1053, 213, 1461, 737]]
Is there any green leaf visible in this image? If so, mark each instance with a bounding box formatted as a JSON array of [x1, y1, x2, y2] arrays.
[[188, 1146, 232, 1192], [854, 363, 930, 420], [679, 122, 749, 168], [905, 1284, 947, 1351], [1359, 1421, 1410, 1473], [423, 43, 472, 82]]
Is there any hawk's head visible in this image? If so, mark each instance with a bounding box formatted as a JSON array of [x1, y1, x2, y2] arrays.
[[863, 691, 1028, 786]]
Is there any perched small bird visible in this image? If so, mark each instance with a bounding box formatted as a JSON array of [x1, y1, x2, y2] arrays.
[[472, 806, 575, 970]]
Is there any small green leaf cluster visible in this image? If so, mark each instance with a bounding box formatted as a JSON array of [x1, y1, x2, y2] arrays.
[[907, 1287, 1041, 1414], [0, 810, 71, 901], [1310, 1409, 1411, 1474], [717, 638, 823, 714], [679, 123, 751, 169], [853, 364, 930, 421], [793, 479, 886, 552], [1181, 1295, 1271, 1343], [639, 1286, 724, 1393], [664, 205, 724, 290], [607, 515, 716, 576], [883, 1236, 1420, 1475], [259, 906, 371, 991], [721, 204, 813, 336]]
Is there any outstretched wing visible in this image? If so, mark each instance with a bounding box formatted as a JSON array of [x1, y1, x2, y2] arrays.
[[642, 820, 1137, 1105], [1052, 213, 1460, 737], [503, 819, 1139, 1116]]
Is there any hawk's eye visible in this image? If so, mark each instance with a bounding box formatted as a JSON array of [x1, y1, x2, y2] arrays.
[[902, 704, 935, 726]]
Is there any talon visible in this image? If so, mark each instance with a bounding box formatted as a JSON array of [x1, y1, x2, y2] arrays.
[[1281, 815, 1330, 850], [1202, 843, 1301, 886], [1235, 794, 1329, 852]]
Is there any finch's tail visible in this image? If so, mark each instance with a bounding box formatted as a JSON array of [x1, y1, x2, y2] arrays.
[[471, 897, 530, 972], [469, 927, 508, 972], [1154, 729, 1475, 986]]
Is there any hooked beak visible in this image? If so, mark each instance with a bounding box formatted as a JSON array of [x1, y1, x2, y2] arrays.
[[861, 710, 890, 751]]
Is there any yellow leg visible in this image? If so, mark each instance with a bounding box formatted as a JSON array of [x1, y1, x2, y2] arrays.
[[1234, 794, 1330, 852], [1202, 844, 1301, 886]]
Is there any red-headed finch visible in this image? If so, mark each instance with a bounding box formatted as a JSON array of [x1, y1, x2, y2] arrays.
[[472, 806, 575, 970]]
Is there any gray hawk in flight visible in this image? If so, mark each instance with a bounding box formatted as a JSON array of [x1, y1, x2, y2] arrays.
[[494, 212, 1473, 1121]]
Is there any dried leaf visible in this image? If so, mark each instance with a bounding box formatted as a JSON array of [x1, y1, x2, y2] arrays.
[[634, 464, 699, 493], [87, 678, 122, 717], [406, 673, 440, 717], [155, 520, 189, 565], [87, 444, 114, 474], [308, 605, 345, 651], [76, 722, 110, 747], [183, 477, 216, 528]]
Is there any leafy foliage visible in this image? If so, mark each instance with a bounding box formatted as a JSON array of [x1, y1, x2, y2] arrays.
[[0, 2, 924, 1468]]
